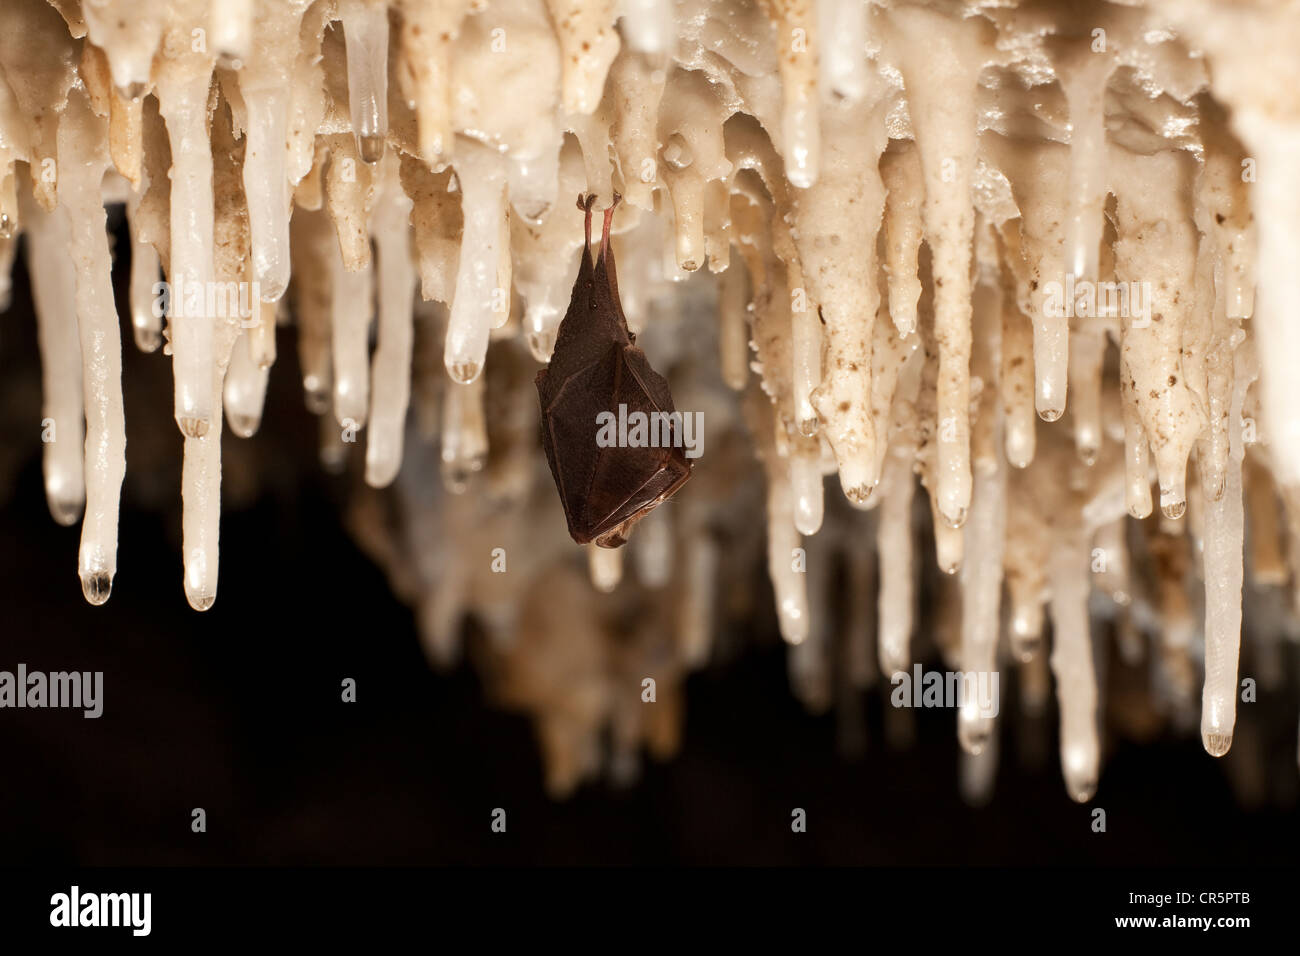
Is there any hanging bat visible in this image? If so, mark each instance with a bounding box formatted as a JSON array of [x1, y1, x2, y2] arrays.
[[535, 194, 692, 548]]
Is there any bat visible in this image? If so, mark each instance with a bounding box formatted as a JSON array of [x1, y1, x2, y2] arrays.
[[535, 194, 692, 549]]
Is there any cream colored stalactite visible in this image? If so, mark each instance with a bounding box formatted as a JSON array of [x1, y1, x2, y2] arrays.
[[608, 50, 667, 213], [81, 0, 166, 96], [1068, 325, 1106, 466], [868, 299, 920, 485], [22, 185, 85, 527], [238, 0, 310, 303], [183, 97, 249, 612], [329, 230, 374, 429], [546, 0, 620, 116], [126, 191, 162, 352], [779, 237, 820, 437], [287, 5, 331, 191], [290, 209, 336, 415], [620, 0, 674, 56], [1056, 42, 1115, 284], [1004, 468, 1049, 661], [1148, 0, 1297, 487], [1048, 530, 1099, 803], [761, 0, 819, 189], [717, 254, 750, 391], [398, 0, 472, 162], [1119, 351, 1154, 518], [181, 316, 239, 611], [789, 432, 824, 536], [446, 141, 510, 384], [816, 0, 868, 103], [339, 0, 390, 165], [915, 329, 962, 574], [1194, 122, 1257, 502], [632, 508, 673, 590], [77, 44, 143, 190], [958, 277, 1005, 755], [155, 38, 217, 438], [441, 372, 488, 493], [1110, 147, 1206, 520], [657, 68, 733, 273], [765, 444, 808, 646], [366, 158, 417, 488], [511, 142, 587, 362], [57, 89, 125, 605], [324, 133, 376, 271], [0, 0, 77, 214], [108, 88, 143, 192], [223, 324, 269, 438], [997, 225, 1036, 469], [399, 155, 460, 308], [881, 142, 923, 339], [209, 0, 253, 65], [877, 345, 922, 676], [248, 298, 277, 371], [992, 137, 1070, 426], [587, 542, 623, 593], [1201, 340, 1256, 757], [887, 6, 989, 529], [791, 96, 887, 504]]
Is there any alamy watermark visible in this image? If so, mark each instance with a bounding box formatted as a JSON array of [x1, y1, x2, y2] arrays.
[[890, 664, 1000, 718], [595, 404, 704, 459], [50, 886, 150, 936], [1043, 273, 1152, 327], [153, 275, 260, 327], [0, 664, 102, 718]]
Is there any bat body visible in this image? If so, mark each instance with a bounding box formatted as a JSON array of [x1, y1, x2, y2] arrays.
[[536, 195, 692, 548]]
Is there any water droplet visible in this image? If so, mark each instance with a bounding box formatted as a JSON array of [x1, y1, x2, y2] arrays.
[[228, 413, 260, 439], [447, 361, 481, 385], [797, 416, 819, 438], [527, 331, 555, 363], [1038, 406, 1063, 423], [958, 720, 992, 756], [48, 496, 83, 527], [941, 505, 967, 530], [178, 415, 210, 439], [1160, 496, 1186, 520], [134, 328, 162, 353], [1070, 778, 1098, 803], [80, 571, 112, 606], [843, 484, 874, 508], [186, 587, 216, 612], [358, 133, 385, 165], [1203, 731, 1232, 757], [0, 213, 13, 240]]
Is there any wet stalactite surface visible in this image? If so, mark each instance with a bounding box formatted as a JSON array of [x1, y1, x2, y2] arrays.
[[0, 259, 1297, 865]]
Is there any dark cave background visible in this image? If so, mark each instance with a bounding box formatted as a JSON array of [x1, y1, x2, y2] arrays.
[[0, 217, 1297, 867]]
